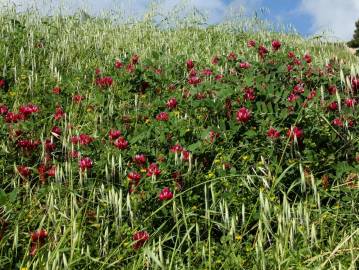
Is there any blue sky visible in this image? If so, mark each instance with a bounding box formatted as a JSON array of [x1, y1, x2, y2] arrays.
[[5, 0, 359, 40]]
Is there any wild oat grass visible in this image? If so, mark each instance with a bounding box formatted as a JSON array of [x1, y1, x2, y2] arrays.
[[0, 4, 359, 270]]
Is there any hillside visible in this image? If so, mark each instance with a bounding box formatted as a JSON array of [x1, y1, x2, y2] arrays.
[[0, 9, 359, 269]]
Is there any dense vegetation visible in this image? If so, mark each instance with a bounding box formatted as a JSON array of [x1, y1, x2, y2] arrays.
[[348, 19, 359, 54], [0, 7, 359, 269]]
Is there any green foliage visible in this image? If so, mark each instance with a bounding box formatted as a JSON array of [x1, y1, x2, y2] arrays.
[[348, 19, 359, 48], [0, 7, 359, 270]]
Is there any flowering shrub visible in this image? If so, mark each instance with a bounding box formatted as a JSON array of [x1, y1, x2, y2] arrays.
[[0, 11, 359, 270]]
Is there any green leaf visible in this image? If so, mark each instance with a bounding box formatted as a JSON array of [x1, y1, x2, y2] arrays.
[[0, 189, 7, 205], [244, 129, 257, 138], [187, 141, 202, 152], [8, 189, 17, 203]]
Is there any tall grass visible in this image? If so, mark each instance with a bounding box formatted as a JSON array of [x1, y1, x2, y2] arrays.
[[0, 3, 358, 269]]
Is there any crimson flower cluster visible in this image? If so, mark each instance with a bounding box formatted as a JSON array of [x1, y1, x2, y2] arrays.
[[132, 231, 149, 250], [30, 229, 48, 256], [96, 76, 113, 88], [159, 187, 173, 201]]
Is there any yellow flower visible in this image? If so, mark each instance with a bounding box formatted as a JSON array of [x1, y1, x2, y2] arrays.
[[9, 91, 16, 97], [288, 159, 296, 164], [145, 119, 151, 125], [235, 234, 242, 241], [206, 171, 215, 179], [214, 159, 221, 164], [140, 168, 147, 173], [242, 155, 250, 161]]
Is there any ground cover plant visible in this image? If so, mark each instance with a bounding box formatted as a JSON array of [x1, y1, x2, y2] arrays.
[[0, 5, 359, 270]]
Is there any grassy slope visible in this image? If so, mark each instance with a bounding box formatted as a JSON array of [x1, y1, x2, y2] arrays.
[[0, 9, 359, 270]]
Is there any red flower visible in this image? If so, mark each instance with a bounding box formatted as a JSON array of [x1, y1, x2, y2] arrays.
[[156, 112, 169, 121], [271, 40, 281, 51], [96, 77, 113, 88], [37, 164, 47, 183], [126, 64, 135, 73], [109, 129, 121, 140], [131, 54, 139, 65], [351, 76, 359, 91], [146, 163, 161, 177], [303, 53, 312, 64], [114, 136, 128, 150], [159, 187, 173, 201], [54, 106, 65, 121], [29, 229, 48, 256], [133, 154, 146, 165], [288, 51, 296, 58], [236, 107, 251, 123], [52, 87, 61, 94], [19, 104, 39, 117], [47, 165, 56, 177], [307, 90, 317, 100], [327, 85, 337, 95], [293, 58, 302, 66], [209, 130, 220, 143], [258, 45, 268, 58], [243, 88, 256, 101], [128, 171, 141, 183], [79, 157, 93, 171], [17, 139, 40, 151], [17, 165, 31, 177], [332, 118, 343, 127], [72, 94, 84, 104], [51, 126, 62, 137], [288, 93, 299, 102], [215, 74, 224, 81], [0, 105, 8, 115], [201, 68, 213, 76], [293, 84, 305, 94], [181, 150, 190, 161], [188, 68, 197, 77], [267, 127, 280, 139], [227, 52, 237, 61], [345, 98, 356, 107], [170, 144, 183, 153], [211, 56, 219, 65], [115, 60, 123, 69], [45, 139, 56, 152], [328, 101, 338, 111], [0, 79, 5, 88], [287, 126, 303, 140], [239, 62, 251, 69], [166, 98, 177, 109], [188, 76, 201, 85], [186, 59, 195, 70], [71, 134, 93, 145], [247, 40, 256, 47], [31, 229, 48, 242], [3, 112, 20, 123], [132, 231, 149, 250], [69, 150, 80, 159]]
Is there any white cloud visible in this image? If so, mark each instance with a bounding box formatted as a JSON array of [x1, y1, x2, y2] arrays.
[[300, 0, 359, 40]]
